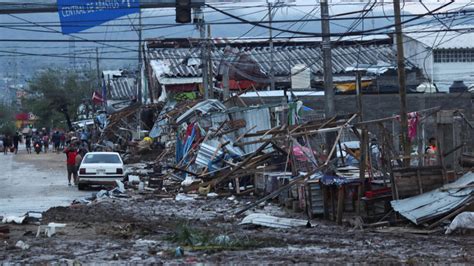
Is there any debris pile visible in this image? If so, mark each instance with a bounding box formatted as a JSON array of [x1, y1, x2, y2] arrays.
[[80, 93, 474, 234]]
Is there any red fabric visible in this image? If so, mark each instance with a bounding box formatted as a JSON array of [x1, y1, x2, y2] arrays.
[[226, 80, 258, 90], [65, 149, 77, 166], [408, 112, 419, 142], [15, 113, 29, 120], [92, 91, 104, 105]]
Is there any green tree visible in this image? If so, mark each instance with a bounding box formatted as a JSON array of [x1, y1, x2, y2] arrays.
[[23, 68, 97, 130], [0, 104, 16, 135]]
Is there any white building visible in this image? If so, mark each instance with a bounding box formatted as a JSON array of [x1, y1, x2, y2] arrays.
[[403, 24, 474, 92]]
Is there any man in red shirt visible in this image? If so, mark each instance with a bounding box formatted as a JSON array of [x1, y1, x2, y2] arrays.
[[64, 144, 78, 186]]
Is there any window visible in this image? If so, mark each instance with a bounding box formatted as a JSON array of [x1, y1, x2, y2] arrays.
[[83, 154, 122, 164], [434, 49, 474, 63]]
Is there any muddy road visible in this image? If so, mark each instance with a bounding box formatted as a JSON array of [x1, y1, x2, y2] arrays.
[[1, 194, 473, 264], [0, 148, 472, 264], [0, 148, 89, 217]]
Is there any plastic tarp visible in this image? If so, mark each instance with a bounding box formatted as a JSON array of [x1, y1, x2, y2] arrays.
[[445, 212, 474, 234]]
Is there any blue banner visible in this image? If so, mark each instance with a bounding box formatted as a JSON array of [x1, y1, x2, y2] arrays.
[[57, 0, 140, 34]]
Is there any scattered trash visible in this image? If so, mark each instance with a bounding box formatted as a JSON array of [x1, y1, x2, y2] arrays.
[[240, 213, 309, 229], [36, 223, 67, 238], [115, 180, 126, 193], [445, 212, 474, 234], [2, 215, 26, 224], [175, 194, 196, 202], [175, 246, 184, 257], [138, 181, 145, 192], [213, 235, 231, 245], [128, 175, 140, 184], [15, 240, 30, 250]]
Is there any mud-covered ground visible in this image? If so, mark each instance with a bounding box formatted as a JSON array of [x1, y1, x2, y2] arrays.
[[1, 193, 473, 264]]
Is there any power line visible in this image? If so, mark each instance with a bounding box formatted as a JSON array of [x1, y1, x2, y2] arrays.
[[205, 1, 455, 37]]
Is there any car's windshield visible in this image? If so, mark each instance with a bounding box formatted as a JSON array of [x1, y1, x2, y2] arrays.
[[83, 154, 121, 164]]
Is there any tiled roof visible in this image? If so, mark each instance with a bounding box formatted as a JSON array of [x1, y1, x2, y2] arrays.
[[146, 42, 398, 79]]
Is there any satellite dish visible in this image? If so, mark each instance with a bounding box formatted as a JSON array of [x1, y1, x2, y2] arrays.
[[416, 82, 437, 93]]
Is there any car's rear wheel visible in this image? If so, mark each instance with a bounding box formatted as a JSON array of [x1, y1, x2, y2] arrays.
[[78, 183, 86, 190]]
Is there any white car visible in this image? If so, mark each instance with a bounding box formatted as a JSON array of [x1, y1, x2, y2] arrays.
[[77, 152, 125, 190]]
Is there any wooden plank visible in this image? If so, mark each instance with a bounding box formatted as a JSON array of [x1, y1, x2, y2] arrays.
[[234, 167, 322, 215], [416, 169, 423, 194], [323, 185, 330, 220], [336, 187, 345, 225]]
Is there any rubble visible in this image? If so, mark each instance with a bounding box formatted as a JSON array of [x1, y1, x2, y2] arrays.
[[84, 94, 473, 233], [20, 89, 470, 263]]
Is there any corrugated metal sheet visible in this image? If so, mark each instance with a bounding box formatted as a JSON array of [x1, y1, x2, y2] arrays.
[[391, 172, 474, 225], [240, 213, 308, 228], [147, 44, 398, 79], [109, 77, 136, 100], [233, 107, 272, 154]]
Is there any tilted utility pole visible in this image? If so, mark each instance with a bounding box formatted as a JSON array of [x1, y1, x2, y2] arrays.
[[393, 0, 410, 164]]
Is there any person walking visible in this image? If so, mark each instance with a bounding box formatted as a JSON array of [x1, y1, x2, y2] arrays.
[[42, 133, 50, 153], [59, 132, 66, 149], [13, 133, 20, 154], [64, 144, 78, 186], [25, 135, 32, 154], [3, 135, 11, 155], [52, 131, 61, 153]]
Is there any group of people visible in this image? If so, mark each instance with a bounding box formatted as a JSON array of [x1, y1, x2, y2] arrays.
[[0, 129, 78, 155], [1, 133, 22, 155]]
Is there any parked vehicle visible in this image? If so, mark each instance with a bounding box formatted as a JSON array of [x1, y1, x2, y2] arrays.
[[77, 152, 125, 190]]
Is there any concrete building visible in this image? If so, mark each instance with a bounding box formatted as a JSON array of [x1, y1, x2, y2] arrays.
[[403, 24, 474, 92]]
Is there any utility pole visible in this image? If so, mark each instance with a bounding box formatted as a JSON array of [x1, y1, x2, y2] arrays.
[[207, 24, 214, 99], [95, 47, 100, 88], [268, 1, 275, 91], [69, 37, 76, 70], [355, 71, 363, 121], [393, 0, 410, 164], [320, 0, 335, 118], [137, 8, 143, 139], [320, 0, 336, 165], [137, 8, 143, 104], [196, 8, 209, 99]]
